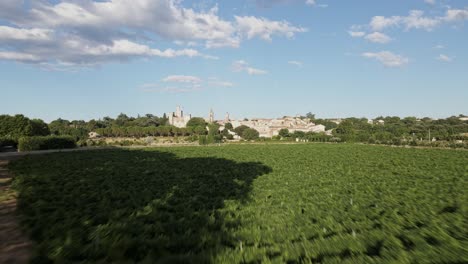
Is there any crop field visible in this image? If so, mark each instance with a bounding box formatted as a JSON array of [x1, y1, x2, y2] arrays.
[[8, 144, 468, 263]]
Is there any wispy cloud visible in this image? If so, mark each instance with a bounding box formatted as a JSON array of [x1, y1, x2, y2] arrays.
[[437, 54, 453, 62], [163, 75, 202, 84], [141, 75, 233, 93], [348, 31, 366, 37], [368, 9, 468, 32], [232, 60, 268, 75], [364, 32, 392, 44], [288, 60, 303, 67], [207, 77, 234, 87], [362, 51, 409, 67]]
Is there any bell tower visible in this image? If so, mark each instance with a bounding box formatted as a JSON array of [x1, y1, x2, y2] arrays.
[[209, 109, 214, 123]]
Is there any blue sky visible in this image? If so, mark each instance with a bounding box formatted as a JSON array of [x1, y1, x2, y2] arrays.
[[0, 0, 467, 122]]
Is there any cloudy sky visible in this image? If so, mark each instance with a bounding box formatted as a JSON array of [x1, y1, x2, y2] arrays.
[[1, 0, 467, 121]]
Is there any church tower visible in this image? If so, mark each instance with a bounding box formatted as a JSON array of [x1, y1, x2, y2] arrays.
[[209, 109, 214, 123], [176, 106, 183, 117], [225, 112, 230, 123]]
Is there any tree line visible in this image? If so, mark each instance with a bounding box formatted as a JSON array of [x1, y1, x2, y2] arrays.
[[331, 115, 468, 144], [1, 113, 467, 148]]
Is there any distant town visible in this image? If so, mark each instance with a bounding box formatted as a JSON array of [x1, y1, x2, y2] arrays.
[[166, 106, 328, 138]]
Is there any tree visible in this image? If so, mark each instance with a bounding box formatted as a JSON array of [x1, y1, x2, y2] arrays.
[[207, 123, 220, 136], [306, 112, 316, 120], [30, 119, 50, 136], [224, 122, 233, 130], [49, 118, 70, 135], [194, 126, 207, 135], [115, 113, 130, 126], [186, 117, 206, 127], [234, 125, 250, 137], [279, 128, 290, 138], [0, 114, 33, 139], [292, 131, 305, 138], [242, 128, 259, 140]]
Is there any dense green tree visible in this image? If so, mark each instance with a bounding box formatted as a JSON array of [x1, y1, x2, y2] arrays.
[[0, 114, 34, 140], [193, 126, 207, 135], [279, 128, 290, 138], [306, 112, 316, 120], [30, 119, 50, 136], [242, 128, 260, 140], [292, 131, 305, 138], [224, 123, 233, 130], [186, 117, 206, 128], [234, 125, 250, 137]]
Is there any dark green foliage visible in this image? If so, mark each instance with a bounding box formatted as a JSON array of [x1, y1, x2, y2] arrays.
[[30, 119, 50, 136], [18, 136, 76, 151], [333, 116, 468, 144], [49, 118, 89, 140], [314, 118, 338, 130], [279, 128, 290, 138], [0, 136, 17, 147], [224, 122, 233, 130], [233, 125, 249, 137], [0, 114, 34, 139], [186, 117, 207, 128], [242, 128, 260, 140]]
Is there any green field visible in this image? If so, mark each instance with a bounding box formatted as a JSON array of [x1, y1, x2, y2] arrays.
[[9, 144, 468, 263]]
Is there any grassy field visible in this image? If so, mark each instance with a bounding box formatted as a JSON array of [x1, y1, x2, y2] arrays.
[[9, 144, 468, 263]]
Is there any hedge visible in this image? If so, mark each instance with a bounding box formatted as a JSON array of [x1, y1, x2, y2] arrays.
[[18, 136, 76, 152], [0, 136, 18, 148]]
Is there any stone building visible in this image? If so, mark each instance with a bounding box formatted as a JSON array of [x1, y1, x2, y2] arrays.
[[228, 116, 326, 138], [166, 106, 192, 128], [206, 109, 214, 123]]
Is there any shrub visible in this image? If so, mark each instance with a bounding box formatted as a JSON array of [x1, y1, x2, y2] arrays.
[[18, 136, 76, 152], [242, 128, 260, 140], [198, 135, 222, 145], [0, 136, 17, 148]]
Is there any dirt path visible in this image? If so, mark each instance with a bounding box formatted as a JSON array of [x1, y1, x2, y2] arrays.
[[0, 159, 31, 264]]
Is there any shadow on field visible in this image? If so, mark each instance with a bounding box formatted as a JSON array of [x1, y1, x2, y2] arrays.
[[12, 148, 272, 263]]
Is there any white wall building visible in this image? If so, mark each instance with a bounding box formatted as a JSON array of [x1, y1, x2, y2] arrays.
[[166, 106, 192, 128]]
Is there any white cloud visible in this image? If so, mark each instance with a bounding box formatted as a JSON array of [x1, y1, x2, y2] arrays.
[[433, 44, 445, 49], [364, 32, 392, 44], [208, 78, 234, 87], [424, 0, 436, 5], [348, 31, 366, 37], [368, 9, 468, 32], [362, 51, 409, 67], [348, 30, 391, 44], [0, 51, 42, 62], [142, 75, 232, 93], [232, 60, 268, 75], [0, 0, 306, 67], [444, 9, 468, 22], [141, 85, 202, 94], [437, 54, 453, 62], [235, 16, 307, 41], [162, 75, 202, 83], [0, 26, 53, 41], [288, 60, 303, 67], [255, 0, 324, 8], [370, 15, 402, 31]]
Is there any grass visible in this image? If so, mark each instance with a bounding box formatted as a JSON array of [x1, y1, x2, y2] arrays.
[[9, 144, 468, 263]]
